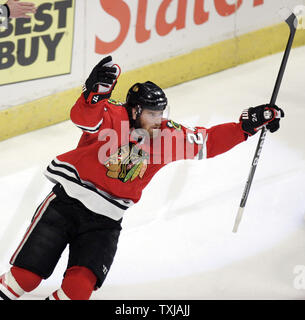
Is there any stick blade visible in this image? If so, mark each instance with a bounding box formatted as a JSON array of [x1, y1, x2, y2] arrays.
[[232, 207, 244, 233]]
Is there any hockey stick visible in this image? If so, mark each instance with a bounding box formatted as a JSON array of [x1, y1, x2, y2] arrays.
[[232, 12, 297, 233]]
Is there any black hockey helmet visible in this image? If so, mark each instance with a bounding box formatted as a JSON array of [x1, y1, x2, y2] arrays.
[[126, 81, 167, 111]]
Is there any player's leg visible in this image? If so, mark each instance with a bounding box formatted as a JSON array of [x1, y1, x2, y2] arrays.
[[0, 266, 42, 300], [47, 210, 122, 300], [46, 266, 97, 300], [0, 191, 57, 300], [1, 186, 72, 299]]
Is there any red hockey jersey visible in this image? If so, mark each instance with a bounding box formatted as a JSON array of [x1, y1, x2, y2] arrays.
[[44, 95, 246, 220]]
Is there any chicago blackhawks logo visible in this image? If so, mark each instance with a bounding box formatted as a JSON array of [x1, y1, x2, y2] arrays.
[[104, 142, 149, 182]]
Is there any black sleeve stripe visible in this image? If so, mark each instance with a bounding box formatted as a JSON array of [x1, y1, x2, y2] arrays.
[[46, 167, 129, 211], [51, 160, 82, 182]]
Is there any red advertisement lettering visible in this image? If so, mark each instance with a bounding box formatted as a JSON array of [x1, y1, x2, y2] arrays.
[[136, 0, 151, 43], [194, 0, 209, 25], [214, 0, 242, 16], [156, 0, 187, 36], [253, 0, 264, 6], [95, 0, 265, 54], [95, 0, 130, 54]]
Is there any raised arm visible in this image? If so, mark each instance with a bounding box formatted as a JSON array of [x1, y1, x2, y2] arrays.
[[70, 56, 121, 134]]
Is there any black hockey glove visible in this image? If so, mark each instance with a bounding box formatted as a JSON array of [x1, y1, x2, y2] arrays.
[[240, 104, 284, 136], [83, 55, 121, 104]]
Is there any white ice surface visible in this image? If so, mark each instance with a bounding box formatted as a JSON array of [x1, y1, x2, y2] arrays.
[[0, 45, 305, 300]]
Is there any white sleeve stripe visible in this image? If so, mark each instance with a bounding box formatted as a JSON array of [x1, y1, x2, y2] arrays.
[[73, 118, 104, 133], [194, 133, 208, 160], [201, 133, 208, 159], [48, 162, 79, 180]]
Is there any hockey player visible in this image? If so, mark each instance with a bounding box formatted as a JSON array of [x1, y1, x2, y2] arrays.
[[0, 56, 284, 300]]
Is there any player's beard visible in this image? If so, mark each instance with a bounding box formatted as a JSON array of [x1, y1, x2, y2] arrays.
[[134, 118, 161, 139]]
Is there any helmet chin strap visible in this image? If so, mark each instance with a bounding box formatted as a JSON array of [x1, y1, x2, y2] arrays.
[[132, 105, 142, 130], [135, 105, 142, 118]]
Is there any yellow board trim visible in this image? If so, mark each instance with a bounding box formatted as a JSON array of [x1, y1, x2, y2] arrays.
[[0, 22, 304, 142]]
